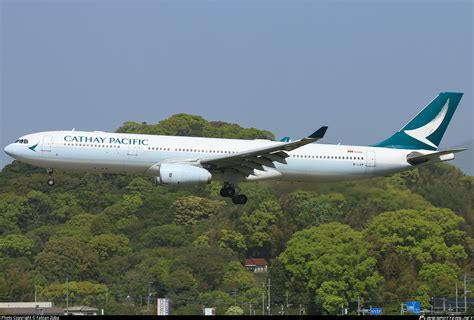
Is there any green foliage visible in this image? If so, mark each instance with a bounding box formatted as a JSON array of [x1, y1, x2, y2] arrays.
[[193, 234, 210, 248], [35, 236, 99, 281], [66, 213, 96, 229], [50, 193, 84, 222], [294, 192, 347, 227], [200, 290, 233, 311], [0, 258, 36, 301], [39, 281, 108, 306], [409, 163, 474, 234], [0, 234, 34, 257], [364, 208, 467, 264], [280, 223, 384, 314], [221, 261, 256, 292], [89, 234, 132, 260], [172, 196, 225, 226], [225, 305, 244, 315], [116, 114, 275, 140], [241, 199, 282, 252], [218, 230, 247, 256], [0, 193, 30, 234], [140, 224, 189, 248]]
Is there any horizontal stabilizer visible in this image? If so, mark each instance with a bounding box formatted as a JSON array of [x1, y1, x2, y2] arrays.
[[406, 148, 466, 166]]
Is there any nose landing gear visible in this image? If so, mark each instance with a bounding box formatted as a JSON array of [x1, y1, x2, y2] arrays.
[[46, 168, 55, 186], [219, 183, 247, 205]]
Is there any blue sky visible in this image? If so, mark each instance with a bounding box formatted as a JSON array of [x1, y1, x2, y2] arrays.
[[1, 0, 472, 169]]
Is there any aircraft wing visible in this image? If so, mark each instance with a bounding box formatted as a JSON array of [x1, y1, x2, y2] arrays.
[[199, 126, 328, 176], [406, 148, 466, 165]]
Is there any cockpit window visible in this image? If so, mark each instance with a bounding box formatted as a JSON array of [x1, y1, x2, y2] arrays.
[[16, 139, 29, 144], [24, 139, 28, 144]]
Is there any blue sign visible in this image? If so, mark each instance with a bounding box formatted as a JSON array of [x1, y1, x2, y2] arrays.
[[370, 308, 382, 315], [406, 301, 420, 314]]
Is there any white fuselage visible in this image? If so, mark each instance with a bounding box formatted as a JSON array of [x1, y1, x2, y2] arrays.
[[3, 130, 423, 183]]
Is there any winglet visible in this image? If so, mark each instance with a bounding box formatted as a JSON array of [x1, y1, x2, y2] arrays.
[[309, 126, 328, 139]]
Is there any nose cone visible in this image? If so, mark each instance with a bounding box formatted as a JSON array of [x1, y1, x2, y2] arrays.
[[4, 144, 16, 158]]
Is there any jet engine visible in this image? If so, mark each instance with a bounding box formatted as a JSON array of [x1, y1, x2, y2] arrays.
[[155, 163, 212, 185]]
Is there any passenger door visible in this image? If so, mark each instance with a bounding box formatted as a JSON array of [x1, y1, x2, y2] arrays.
[[366, 151, 376, 167], [41, 136, 53, 152]]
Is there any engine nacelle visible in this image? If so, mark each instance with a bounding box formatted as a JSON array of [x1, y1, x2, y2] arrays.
[[155, 163, 212, 185]]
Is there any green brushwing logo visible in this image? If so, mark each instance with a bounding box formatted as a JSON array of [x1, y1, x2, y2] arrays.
[[28, 143, 38, 152]]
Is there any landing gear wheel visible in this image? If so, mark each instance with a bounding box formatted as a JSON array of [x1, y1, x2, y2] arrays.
[[46, 168, 55, 187], [232, 194, 248, 205], [220, 186, 235, 198]]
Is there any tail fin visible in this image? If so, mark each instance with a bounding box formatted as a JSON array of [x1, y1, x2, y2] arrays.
[[372, 92, 463, 150]]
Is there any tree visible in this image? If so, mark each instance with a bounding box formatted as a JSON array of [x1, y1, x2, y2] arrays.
[[140, 224, 189, 248], [91, 194, 143, 234], [200, 290, 233, 312], [34, 236, 99, 281], [225, 305, 244, 315], [364, 208, 467, 265], [218, 230, 247, 256], [267, 259, 289, 305], [0, 257, 36, 302], [125, 177, 154, 196], [364, 208, 467, 303], [66, 213, 96, 229], [115, 114, 275, 140], [241, 199, 282, 253], [295, 193, 346, 227], [418, 262, 460, 296], [172, 196, 224, 226], [279, 223, 383, 314], [0, 234, 34, 257], [50, 193, 84, 222], [221, 261, 256, 292], [89, 234, 132, 260], [0, 193, 30, 234], [410, 164, 473, 230], [39, 281, 108, 306], [192, 234, 210, 248], [25, 190, 53, 229], [165, 269, 198, 293]]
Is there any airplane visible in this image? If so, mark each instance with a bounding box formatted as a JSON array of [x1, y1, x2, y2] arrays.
[[3, 92, 466, 205]]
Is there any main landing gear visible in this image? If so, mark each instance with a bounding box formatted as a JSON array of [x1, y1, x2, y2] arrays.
[[46, 168, 55, 186], [220, 183, 247, 205]]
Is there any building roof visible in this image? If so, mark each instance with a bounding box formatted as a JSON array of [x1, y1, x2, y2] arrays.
[[66, 305, 99, 312], [0, 307, 64, 315], [0, 302, 53, 308], [245, 258, 269, 266]]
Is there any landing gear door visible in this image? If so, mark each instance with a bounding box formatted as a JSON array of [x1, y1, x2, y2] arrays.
[[366, 151, 376, 167], [42, 136, 53, 152]]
